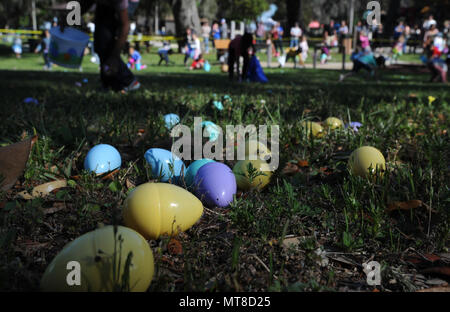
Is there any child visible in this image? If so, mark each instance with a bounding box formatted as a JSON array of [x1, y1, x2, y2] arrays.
[[320, 43, 330, 64], [190, 54, 205, 70], [127, 46, 146, 70], [392, 35, 405, 63], [12, 35, 22, 59], [35, 29, 52, 70], [339, 49, 380, 81], [299, 35, 309, 67], [158, 41, 173, 66]]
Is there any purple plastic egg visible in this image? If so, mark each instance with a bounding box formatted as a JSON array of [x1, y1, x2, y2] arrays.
[[193, 162, 237, 208]]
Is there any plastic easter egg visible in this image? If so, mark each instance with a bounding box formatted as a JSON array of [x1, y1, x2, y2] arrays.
[[194, 162, 237, 208], [163, 113, 180, 130], [202, 121, 221, 142], [324, 117, 344, 130], [221, 64, 229, 73], [123, 183, 204, 240], [144, 148, 185, 182], [185, 159, 215, 187], [24, 97, 39, 105], [40, 226, 154, 292], [84, 144, 121, 174], [213, 101, 224, 111], [348, 146, 386, 178], [204, 61, 211, 72], [233, 160, 272, 191], [301, 121, 325, 138]]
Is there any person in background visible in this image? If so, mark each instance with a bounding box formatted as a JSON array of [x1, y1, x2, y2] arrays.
[[339, 20, 349, 37], [127, 46, 146, 70], [191, 32, 202, 61], [423, 15, 437, 31], [276, 22, 284, 53], [423, 24, 439, 47], [228, 32, 255, 81], [271, 24, 283, 57], [12, 35, 22, 59], [394, 20, 405, 40], [256, 22, 266, 47], [410, 24, 421, 54], [392, 35, 405, 62], [75, 0, 140, 92], [183, 27, 194, 66], [220, 19, 228, 39], [320, 42, 330, 64], [290, 22, 302, 48], [190, 54, 205, 70], [201, 21, 211, 54], [158, 41, 173, 66], [299, 35, 309, 67], [339, 48, 380, 81], [211, 22, 221, 49], [34, 29, 52, 70], [424, 37, 448, 83]]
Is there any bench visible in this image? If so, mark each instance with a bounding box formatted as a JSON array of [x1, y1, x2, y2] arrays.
[[214, 39, 230, 60]]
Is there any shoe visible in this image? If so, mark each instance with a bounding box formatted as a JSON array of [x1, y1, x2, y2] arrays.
[[123, 79, 141, 92]]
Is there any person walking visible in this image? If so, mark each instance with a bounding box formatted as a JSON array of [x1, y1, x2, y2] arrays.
[[201, 21, 211, 54], [220, 19, 228, 39]]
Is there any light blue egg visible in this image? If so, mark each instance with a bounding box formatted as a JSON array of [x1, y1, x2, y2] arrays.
[[204, 61, 211, 72], [201, 121, 221, 142], [185, 159, 215, 186], [213, 101, 224, 111], [144, 148, 185, 182], [163, 114, 180, 130], [84, 144, 121, 174]]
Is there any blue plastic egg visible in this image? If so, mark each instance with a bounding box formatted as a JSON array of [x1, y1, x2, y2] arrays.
[[84, 144, 121, 174], [185, 159, 215, 187], [163, 114, 180, 130], [144, 148, 185, 182]]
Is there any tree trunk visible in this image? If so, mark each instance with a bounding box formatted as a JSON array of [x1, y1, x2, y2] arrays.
[[170, 0, 201, 37], [385, 0, 400, 38], [285, 0, 302, 31]]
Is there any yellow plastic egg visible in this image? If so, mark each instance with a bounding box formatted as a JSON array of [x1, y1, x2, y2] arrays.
[[123, 183, 204, 240], [233, 159, 272, 191], [40, 225, 154, 292], [235, 140, 272, 161], [324, 117, 344, 130], [301, 121, 325, 138], [348, 146, 386, 178]]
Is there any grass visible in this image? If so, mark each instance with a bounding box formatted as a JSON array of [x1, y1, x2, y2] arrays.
[[0, 44, 448, 292]]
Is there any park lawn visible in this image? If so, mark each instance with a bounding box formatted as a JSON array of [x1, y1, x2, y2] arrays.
[[0, 45, 448, 292]]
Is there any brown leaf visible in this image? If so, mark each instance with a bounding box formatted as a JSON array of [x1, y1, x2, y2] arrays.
[[421, 267, 450, 277], [43, 202, 66, 215], [0, 136, 38, 191], [386, 200, 436, 213], [297, 160, 309, 167], [126, 178, 136, 189], [282, 163, 300, 176], [100, 169, 120, 181], [167, 238, 183, 255], [319, 167, 333, 175], [18, 180, 67, 200]]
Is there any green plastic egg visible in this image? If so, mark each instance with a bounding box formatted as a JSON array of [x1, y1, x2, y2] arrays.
[[233, 159, 272, 191], [40, 225, 154, 292], [123, 183, 204, 240], [324, 117, 344, 130], [348, 146, 386, 178]]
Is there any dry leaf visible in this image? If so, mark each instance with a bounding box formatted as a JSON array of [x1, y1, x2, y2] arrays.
[[282, 237, 301, 250], [0, 136, 38, 191], [297, 160, 309, 167], [100, 169, 120, 181], [386, 200, 435, 213], [167, 238, 183, 255], [18, 180, 67, 200], [126, 178, 136, 189], [43, 202, 66, 215]]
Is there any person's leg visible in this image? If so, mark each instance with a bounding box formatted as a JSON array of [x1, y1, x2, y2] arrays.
[[164, 53, 169, 65], [228, 48, 236, 81]]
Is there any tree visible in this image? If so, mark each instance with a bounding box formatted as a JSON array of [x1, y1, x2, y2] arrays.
[[220, 0, 269, 22], [285, 0, 302, 31], [169, 0, 201, 37]]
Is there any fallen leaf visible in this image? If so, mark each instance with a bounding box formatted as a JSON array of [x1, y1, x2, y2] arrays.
[[297, 160, 309, 167], [0, 136, 38, 191], [43, 202, 66, 215], [167, 238, 183, 255], [386, 200, 436, 213], [18, 180, 67, 199], [319, 167, 333, 175], [126, 178, 136, 189], [282, 237, 301, 250], [100, 169, 120, 181]]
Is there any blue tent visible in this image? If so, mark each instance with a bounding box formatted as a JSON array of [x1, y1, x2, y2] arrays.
[[247, 55, 269, 83]]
